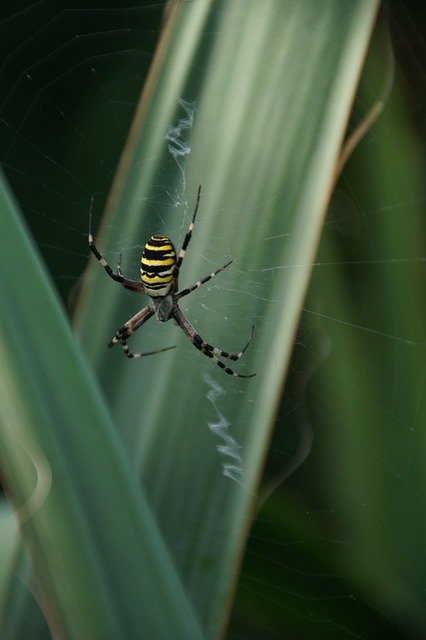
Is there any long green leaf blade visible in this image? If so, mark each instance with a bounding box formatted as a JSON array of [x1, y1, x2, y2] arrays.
[[75, 1, 379, 635], [0, 177, 202, 638]]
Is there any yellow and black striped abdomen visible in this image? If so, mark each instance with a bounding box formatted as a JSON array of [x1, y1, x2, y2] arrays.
[[140, 236, 176, 297]]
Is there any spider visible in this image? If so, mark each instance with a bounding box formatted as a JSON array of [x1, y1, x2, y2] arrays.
[[88, 186, 255, 378]]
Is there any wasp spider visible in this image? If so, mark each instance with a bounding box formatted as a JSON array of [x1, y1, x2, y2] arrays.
[[88, 186, 255, 378]]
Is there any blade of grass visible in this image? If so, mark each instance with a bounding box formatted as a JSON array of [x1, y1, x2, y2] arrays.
[[0, 507, 49, 640], [0, 176, 203, 638], [75, 0, 380, 635]]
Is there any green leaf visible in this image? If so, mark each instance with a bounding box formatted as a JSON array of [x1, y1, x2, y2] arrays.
[[0, 178, 203, 638], [74, 0, 379, 635]]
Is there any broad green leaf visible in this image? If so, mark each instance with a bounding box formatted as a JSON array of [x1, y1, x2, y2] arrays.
[[0, 178, 203, 638], [75, 0, 380, 635], [0, 506, 49, 640]]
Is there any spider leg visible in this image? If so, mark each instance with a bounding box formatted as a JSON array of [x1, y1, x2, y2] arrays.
[[173, 185, 201, 280], [108, 305, 176, 358], [88, 198, 144, 292], [173, 306, 255, 378], [176, 260, 233, 300], [119, 339, 176, 359]]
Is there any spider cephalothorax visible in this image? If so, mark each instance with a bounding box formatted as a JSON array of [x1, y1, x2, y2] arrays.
[[88, 186, 254, 378]]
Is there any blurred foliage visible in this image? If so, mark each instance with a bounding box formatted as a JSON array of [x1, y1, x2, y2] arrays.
[[0, 1, 424, 639], [229, 7, 426, 640]]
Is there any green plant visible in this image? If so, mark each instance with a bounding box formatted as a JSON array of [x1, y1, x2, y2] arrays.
[[5, 2, 423, 639]]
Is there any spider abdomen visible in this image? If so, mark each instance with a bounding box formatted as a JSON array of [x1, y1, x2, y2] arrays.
[[140, 235, 176, 297]]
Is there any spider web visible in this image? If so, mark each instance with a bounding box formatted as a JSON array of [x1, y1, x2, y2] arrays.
[[0, 2, 425, 639]]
